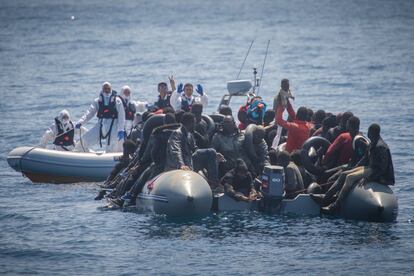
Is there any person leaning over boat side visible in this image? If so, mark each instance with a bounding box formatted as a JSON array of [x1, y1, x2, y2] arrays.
[[275, 98, 313, 153], [169, 82, 208, 112], [94, 139, 138, 199], [320, 123, 395, 214], [108, 114, 180, 207], [152, 76, 176, 111], [39, 109, 83, 151], [221, 159, 259, 202], [74, 82, 125, 153], [165, 112, 224, 192], [211, 115, 245, 178]]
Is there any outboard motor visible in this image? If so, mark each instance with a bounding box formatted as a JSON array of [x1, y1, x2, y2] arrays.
[[260, 165, 285, 213]]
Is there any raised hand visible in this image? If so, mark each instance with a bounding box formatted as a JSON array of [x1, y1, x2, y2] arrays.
[[168, 75, 176, 91], [196, 84, 204, 96]]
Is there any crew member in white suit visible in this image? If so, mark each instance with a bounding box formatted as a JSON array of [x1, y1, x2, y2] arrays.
[[170, 82, 208, 112], [74, 82, 125, 152], [39, 109, 82, 151]]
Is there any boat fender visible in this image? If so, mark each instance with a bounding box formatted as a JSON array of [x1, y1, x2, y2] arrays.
[[201, 114, 215, 137], [209, 113, 225, 124], [307, 182, 323, 194], [244, 124, 259, 161], [300, 136, 331, 176], [353, 134, 370, 149]]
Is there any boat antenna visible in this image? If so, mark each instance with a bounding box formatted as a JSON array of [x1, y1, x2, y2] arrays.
[[236, 40, 254, 79], [252, 67, 258, 95], [256, 40, 270, 96]]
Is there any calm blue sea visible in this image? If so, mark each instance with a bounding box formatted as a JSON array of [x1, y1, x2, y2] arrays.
[[1, 0, 413, 275]]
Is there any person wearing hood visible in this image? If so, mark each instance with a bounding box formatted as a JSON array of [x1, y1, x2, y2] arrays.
[[39, 109, 82, 151], [170, 82, 208, 112], [118, 85, 139, 137], [74, 82, 125, 153]]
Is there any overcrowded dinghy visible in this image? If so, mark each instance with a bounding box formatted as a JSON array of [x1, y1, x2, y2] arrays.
[[130, 163, 397, 222]]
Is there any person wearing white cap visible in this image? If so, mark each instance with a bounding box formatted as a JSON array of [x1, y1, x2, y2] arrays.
[[74, 82, 125, 152], [39, 109, 80, 151]]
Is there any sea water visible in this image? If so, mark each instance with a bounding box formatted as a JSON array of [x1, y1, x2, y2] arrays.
[[0, 0, 413, 275]]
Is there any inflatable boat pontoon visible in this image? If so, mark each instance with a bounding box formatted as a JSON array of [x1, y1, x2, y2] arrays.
[[7, 146, 121, 183]]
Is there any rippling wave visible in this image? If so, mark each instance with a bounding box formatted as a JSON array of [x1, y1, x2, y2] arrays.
[[1, 0, 413, 274]]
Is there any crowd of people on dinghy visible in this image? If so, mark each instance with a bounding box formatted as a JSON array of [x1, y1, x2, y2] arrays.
[[39, 77, 395, 215]]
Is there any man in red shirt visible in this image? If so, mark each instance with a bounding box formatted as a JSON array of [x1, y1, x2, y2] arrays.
[[276, 100, 313, 153], [323, 116, 360, 168]]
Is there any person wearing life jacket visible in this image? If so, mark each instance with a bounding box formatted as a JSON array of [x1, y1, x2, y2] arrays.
[[246, 96, 267, 125], [39, 109, 81, 151], [170, 82, 208, 112], [74, 82, 125, 153], [118, 85, 137, 137], [152, 76, 176, 111]]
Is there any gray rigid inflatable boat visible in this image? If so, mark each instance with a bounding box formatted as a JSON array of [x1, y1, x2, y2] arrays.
[[7, 146, 121, 183], [214, 182, 398, 222], [133, 168, 397, 222]]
